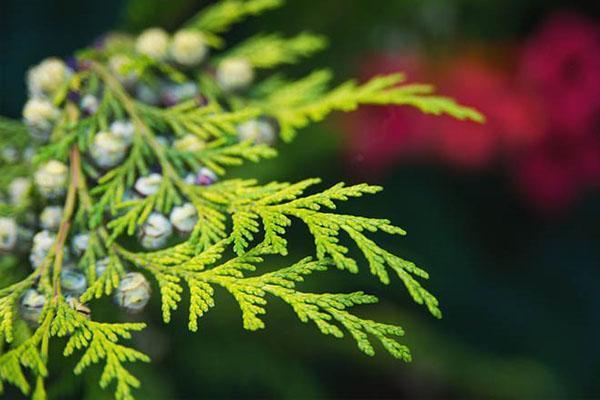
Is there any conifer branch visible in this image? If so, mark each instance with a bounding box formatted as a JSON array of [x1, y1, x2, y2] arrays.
[[186, 0, 284, 47], [220, 32, 328, 69], [0, 117, 29, 150], [0, 309, 53, 396], [0, 0, 485, 396], [51, 301, 149, 400], [254, 71, 485, 141], [139, 101, 261, 140]]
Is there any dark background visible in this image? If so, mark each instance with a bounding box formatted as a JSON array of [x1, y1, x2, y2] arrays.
[[1, 0, 599, 398]]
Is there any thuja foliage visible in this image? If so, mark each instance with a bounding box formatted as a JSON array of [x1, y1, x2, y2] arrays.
[[0, 1, 484, 398]]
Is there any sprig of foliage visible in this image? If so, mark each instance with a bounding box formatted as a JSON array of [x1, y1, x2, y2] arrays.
[[167, 138, 277, 175], [0, 309, 52, 397], [0, 117, 30, 149], [0, 118, 32, 192], [187, 0, 284, 46], [254, 71, 484, 141], [220, 32, 328, 69], [118, 242, 412, 360], [80, 252, 124, 303], [190, 178, 441, 316], [139, 101, 261, 140], [51, 301, 149, 400]]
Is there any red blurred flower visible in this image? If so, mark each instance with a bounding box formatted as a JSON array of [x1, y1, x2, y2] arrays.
[[520, 12, 600, 137], [513, 12, 600, 213]]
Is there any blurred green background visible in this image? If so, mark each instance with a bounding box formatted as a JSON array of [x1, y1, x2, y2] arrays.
[[1, 0, 599, 398]]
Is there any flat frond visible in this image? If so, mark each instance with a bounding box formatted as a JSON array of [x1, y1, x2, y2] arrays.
[[168, 138, 277, 176], [0, 310, 52, 397], [221, 32, 327, 69], [80, 254, 124, 302], [139, 101, 261, 141], [53, 303, 149, 400], [186, 0, 284, 46], [258, 72, 484, 141]]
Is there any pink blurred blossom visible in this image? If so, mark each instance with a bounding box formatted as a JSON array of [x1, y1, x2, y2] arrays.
[[520, 12, 600, 137], [514, 12, 600, 213]]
